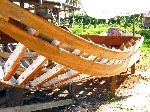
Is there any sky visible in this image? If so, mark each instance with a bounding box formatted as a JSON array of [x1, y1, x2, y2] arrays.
[[79, 0, 150, 19]]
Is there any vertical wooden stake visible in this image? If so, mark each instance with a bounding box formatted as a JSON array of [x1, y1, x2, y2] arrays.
[[111, 75, 117, 96], [131, 63, 135, 74]]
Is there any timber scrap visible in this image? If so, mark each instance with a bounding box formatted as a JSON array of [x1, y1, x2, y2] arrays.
[[0, 0, 143, 92]]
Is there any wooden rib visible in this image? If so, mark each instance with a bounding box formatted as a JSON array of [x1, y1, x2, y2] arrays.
[[0, 0, 135, 60], [119, 43, 127, 51], [44, 55, 98, 89], [43, 70, 79, 88], [17, 55, 47, 85], [45, 73, 80, 89], [53, 74, 91, 89], [42, 51, 92, 88], [130, 39, 136, 45], [127, 51, 140, 68], [133, 37, 144, 51], [30, 64, 66, 88], [0, 51, 38, 59], [0, 18, 136, 77], [31, 49, 82, 89], [125, 41, 132, 48], [3, 43, 27, 81]]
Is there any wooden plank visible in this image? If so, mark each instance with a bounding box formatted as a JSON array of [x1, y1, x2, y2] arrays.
[[127, 51, 140, 68], [43, 70, 79, 88], [31, 49, 82, 89], [17, 55, 47, 85], [4, 43, 26, 81], [0, 17, 139, 77], [30, 64, 65, 88], [45, 74, 90, 90], [56, 74, 91, 88], [0, 99, 73, 112], [45, 73, 80, 89], [44, 54, 96, 89], [0, 0, 137, 60]]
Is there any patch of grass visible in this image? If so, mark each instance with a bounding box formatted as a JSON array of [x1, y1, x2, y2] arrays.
[[71, 24, 150, 53], [141, 39, 150, 51]]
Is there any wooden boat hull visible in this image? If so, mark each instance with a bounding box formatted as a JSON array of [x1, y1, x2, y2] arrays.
[[0, 0, 144, 90]]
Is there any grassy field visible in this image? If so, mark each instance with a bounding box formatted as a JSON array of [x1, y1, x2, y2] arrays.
[[71, 24, 150, 52]]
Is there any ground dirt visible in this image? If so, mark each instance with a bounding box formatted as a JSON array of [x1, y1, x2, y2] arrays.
[[0, 52, 149, 112], [62, 51, 150, 112]]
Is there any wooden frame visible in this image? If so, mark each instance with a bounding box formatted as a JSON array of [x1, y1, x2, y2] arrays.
[[0, 1, 143, 94]]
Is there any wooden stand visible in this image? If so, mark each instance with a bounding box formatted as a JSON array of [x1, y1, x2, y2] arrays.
[[111, 76, 117, 96], [131, 63, 135, 74]]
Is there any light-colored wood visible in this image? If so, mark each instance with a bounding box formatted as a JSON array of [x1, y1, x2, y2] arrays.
[[0, 1, 144, 90], [127, 51, 140, 68], [0, 99, 73, 112], [32, 50, 83, 89], [44, 53, 98, 89], [0, 0, 135, 60], [17, 55, 47, 85], [45, 73, 80, 89], [0, 18, 130, 77], [57, 74, 90, 87], [43, 70, 79, 87], [45, 74, 91, 90], [4, 43, 27, 81], [30, 64, 66, 88]]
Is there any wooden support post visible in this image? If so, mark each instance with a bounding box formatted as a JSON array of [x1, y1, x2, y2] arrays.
[[68, 83, 79, 105], [131, 63, 135, 74], [111, 75, 117, 96]]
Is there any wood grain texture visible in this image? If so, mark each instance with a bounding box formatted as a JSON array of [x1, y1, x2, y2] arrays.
[[0, 0, 135, 60], [4, 43, 26, 81], [0, 18, 129, 77], [17, 55, 47, 85]]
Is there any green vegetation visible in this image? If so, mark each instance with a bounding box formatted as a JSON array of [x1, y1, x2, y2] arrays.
[[70, 13, 150, 52]]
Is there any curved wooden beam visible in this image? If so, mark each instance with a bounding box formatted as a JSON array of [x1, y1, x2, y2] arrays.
[[0, 0, 134, 60], [0, 18, 128, 77]]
